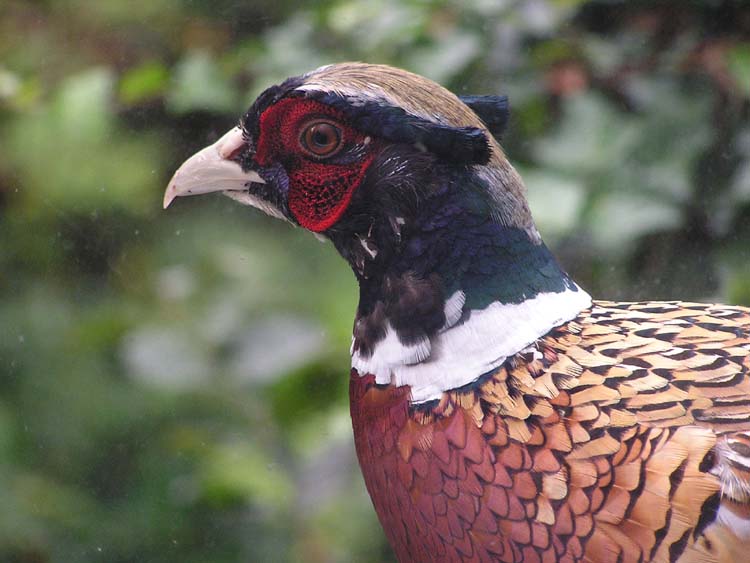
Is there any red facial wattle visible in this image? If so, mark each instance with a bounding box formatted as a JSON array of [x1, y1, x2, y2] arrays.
[[254, 98, 377, 232]]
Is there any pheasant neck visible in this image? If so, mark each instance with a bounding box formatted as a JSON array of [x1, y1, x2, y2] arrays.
[[338, 167, 592, 402]]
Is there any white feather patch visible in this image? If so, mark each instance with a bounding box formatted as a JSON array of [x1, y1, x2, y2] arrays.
[[442, 290, 466, 330], [352, 286, 592, 403], [351, 320, 431, 378]]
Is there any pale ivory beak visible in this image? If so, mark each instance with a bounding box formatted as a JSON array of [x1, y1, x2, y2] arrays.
[[163, 127, 266, 209]]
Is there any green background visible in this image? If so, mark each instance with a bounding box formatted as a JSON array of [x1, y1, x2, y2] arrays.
[[1, 1, 749, 561]]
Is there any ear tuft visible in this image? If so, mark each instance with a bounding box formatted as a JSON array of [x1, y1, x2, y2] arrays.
[[417, 124, 492, 166], [459, 95, 510, 140]]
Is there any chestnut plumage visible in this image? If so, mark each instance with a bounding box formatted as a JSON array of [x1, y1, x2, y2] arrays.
[[165, 63, 750, 562]]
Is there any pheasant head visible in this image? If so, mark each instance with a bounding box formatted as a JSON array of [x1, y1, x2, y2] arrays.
[[165, 62, 590, 403]]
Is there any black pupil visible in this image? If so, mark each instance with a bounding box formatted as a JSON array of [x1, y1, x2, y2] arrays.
[[312, 127, 331, 147]]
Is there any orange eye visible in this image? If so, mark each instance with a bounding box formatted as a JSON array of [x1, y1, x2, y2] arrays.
[[300, 120, 343, 158]]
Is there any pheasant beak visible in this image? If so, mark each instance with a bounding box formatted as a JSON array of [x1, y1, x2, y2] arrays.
[[163, 127, 265, 209]]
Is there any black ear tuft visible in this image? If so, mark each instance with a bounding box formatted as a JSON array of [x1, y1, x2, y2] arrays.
[[459, 95, 510, 140], [416, 124, 492, 166]]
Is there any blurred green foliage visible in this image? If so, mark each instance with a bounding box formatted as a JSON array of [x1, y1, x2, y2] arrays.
[[1, 1, 749, 561]]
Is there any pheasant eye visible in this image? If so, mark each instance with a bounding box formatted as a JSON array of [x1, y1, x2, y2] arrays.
[[300, 120, 342, 158]]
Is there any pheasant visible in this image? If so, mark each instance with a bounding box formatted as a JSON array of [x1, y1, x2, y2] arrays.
[[163, 63, 750, 563]]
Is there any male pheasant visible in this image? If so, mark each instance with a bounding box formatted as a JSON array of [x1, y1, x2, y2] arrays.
[[164, 63, 750, 562]]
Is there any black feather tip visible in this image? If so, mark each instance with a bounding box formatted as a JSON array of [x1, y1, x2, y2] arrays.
[[459, 95, 510, 140]]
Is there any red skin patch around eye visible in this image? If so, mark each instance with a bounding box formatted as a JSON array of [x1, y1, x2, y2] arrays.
[[255, 98, 378, 232]]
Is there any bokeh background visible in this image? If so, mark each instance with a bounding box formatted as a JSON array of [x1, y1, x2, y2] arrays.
[[1, 1, 749, 561]]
